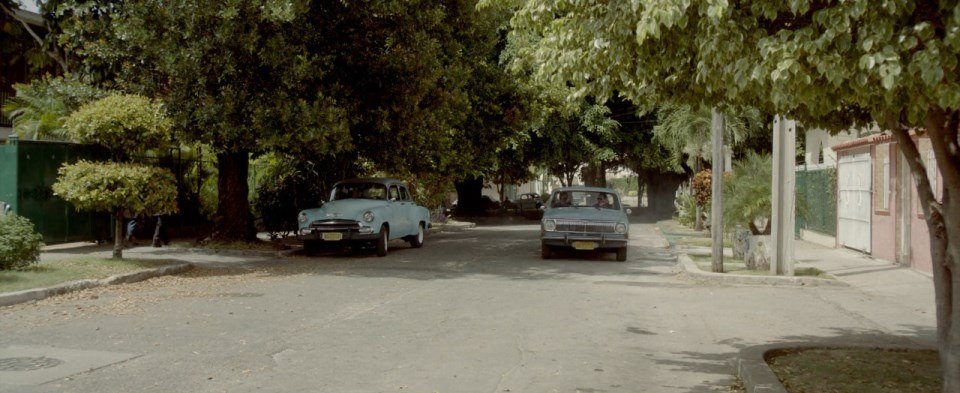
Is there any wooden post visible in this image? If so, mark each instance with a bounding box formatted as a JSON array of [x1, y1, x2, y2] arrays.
[[711, 108, 724, 272], [771, 116, 796, 275]]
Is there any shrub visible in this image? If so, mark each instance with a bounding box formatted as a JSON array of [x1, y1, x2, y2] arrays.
[[723, 153, 772, 235], [0, 214, 45, 270], [252, 155, 327, 239], [691, 169, 712, 206]]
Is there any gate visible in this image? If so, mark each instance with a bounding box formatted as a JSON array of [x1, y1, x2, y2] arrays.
[[837, 151, 872, 252], [0, 137, 111, 244]]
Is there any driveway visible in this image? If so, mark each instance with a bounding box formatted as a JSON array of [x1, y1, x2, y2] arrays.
[[0, 223, 931, 392]]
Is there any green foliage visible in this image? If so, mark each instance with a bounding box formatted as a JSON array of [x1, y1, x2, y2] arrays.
[[0, 214, 45, 270], [653, 104, 767, 170], [529, 103, 621, 185], [674, 192, 703, 228], [52, 160, 178, 216], [723, 153, 772, 235], [607, 176, 638, 197], [251, 154, 326, 238], [64, 93, 172, 156], [3, 76, 109, 140]]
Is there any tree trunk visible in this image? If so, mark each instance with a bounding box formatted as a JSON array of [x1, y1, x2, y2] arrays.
[[113, 210, 123, 259], [454, 175, 484, 213], [214, 151, 255, 241], [887, 111, 959, 392], [582, 164, 607, 187]]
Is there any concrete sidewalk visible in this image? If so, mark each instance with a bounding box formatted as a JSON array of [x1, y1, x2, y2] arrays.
[[793, 240, 937, 343], [734, 240, 937, 393]]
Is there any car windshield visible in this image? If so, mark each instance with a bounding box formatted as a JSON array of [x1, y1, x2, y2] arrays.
[[332, 183, 388, 201], [550, 190, 620, 210]]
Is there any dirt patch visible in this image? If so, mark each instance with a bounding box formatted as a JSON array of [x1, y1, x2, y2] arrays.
[[767, 348, 941, 393]]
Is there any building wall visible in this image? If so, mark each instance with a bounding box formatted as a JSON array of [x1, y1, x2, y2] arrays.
[[835, 134, 937, 275], [871, 143, 897, 262], [805, 128, 858, 166]]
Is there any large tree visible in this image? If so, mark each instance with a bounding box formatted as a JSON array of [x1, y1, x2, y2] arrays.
[[53, 94, 178, 259], [57, 0, 351, 241], [490, 0, 960, 390], [59, 0, 530, 233]]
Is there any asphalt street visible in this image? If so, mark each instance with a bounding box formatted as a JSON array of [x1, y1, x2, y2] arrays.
[[0, 223, 934, 393]]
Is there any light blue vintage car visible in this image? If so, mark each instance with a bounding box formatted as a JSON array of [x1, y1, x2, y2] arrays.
[[297, 178, 431, 256], [540, 186, 631, 261]]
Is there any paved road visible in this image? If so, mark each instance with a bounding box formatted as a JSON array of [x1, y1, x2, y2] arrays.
[[0, 223, 931, 393]]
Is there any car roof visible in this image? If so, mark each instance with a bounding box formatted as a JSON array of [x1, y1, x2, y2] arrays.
[[551, 186, 619, 195], [334, 178, 406, 187]]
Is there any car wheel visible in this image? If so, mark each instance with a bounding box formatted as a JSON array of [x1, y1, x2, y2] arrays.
[[376, 225, 389, 257], [616, 246, 627, 262], [409, 223, 425, 248], [541, 244, 552, 259]]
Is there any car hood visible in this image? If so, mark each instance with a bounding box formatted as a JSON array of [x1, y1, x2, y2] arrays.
[[304, 199, 389, 219], [542, 207, 628, 222]]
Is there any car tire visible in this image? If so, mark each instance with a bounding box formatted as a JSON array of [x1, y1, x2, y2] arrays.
[[409, 223, 425, 248], [376, 225, 389, 257], [616, 246, 627, 262], [541, 244, 552, 259]]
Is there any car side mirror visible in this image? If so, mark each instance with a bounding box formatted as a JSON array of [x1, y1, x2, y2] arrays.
[[626, 208, 633, 215], [539, 206, 546, 211]]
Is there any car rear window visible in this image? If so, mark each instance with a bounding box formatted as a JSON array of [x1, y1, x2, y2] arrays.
[[550, 191, 620, 209]]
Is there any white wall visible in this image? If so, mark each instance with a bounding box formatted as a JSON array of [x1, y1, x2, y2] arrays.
[[804, 128, 859, 167]]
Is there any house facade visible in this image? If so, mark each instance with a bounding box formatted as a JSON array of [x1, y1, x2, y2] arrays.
[[832, 133, 941, 274]]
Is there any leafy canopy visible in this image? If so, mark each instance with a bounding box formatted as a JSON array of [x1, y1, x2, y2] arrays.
[[64, 93, 172, 155], [492, 0, 960, 127], [52, 160, 178, 216], [3, 76, 109, 140]]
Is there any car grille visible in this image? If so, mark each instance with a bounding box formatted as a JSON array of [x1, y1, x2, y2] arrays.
[[554, 219, 617, 233], [310, 219, 361, 231]]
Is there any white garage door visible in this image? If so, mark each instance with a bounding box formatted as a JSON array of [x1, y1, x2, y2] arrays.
[[837, 152, 872, 253]]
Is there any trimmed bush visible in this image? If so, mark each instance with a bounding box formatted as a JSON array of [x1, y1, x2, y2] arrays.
[[0, 214, 45, 270]]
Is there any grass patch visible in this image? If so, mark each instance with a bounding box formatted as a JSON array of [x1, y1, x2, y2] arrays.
[[767, 348, 941, 393], [0, 258, 177, 293], [691, 255, 832, 278], [673, 236, 717, 248]]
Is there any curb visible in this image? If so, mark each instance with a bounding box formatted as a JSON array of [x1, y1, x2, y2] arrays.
[[677, 253, 847, 287], [164, 247, 287, 259], [0, 263, 194, 307], [737, 342, 937, 393]]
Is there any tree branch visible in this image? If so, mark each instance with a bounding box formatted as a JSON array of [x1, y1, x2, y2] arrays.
[[0, 2, 69, 73], [924, 109, 960, 188], [885, 115, 941, 220]]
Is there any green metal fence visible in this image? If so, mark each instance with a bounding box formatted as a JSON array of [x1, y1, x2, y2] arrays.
[[795, 166, 837, 236], [0, 137, 111, 244]]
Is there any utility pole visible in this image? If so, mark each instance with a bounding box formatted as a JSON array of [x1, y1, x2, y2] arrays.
[[711, 108, 725, 272], [771, 116, 796, 275]]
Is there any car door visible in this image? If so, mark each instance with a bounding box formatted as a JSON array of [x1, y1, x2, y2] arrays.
[[388, 185, 410, 237], [399, 186, 418, 235]]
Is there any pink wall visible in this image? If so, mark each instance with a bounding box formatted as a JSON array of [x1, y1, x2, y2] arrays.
[[871, 144, 897, 262]]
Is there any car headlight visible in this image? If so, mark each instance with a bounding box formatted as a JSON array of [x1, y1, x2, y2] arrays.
[[298, 212, 308, 224], [363, 211, 375, 223], [543, 219, 556, 231], [615, 222, 627, 234]]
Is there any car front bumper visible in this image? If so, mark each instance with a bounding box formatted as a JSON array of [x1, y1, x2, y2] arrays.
[[540, 232, 628, 250], [297, 228, 380, 243]]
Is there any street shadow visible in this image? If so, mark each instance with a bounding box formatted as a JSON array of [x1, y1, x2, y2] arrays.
[[168, 226, 685, 283], [649, 326, 937, 393]]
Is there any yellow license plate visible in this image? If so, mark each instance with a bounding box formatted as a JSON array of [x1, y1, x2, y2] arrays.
[[573, 241, 597, 250], [322, 232, 343, 241]]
